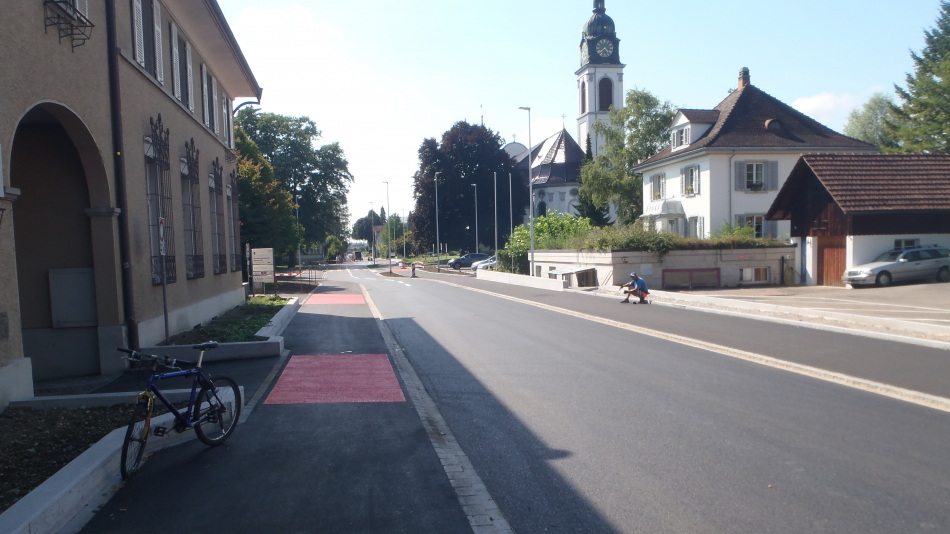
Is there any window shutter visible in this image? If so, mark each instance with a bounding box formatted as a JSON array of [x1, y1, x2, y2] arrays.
[[735, 213, 746, 228], [171, 23, 180, 99], [75, 0, 89, 17], [133, 0, 145, 67], [661, 174, 666, 198], [201, 65, 209, 126], [694, 165, 701, 194], [671, 131, 676, 147], [734, 161, 744, 191], [680, 167, 686, 196], [153, 1, 164, 84], [699, 217, 705, 238], [212, 77, 219, 134], [767, 161, 779, 191], [186, 43, 194, 112], [684, 127, 690, 145], [222, 94, 230, 145]]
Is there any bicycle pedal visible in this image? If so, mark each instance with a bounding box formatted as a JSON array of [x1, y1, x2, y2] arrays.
[[153, 426, 167, 437]]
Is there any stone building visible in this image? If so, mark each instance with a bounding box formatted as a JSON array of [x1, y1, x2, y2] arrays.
[[0, 0, 262, 408]]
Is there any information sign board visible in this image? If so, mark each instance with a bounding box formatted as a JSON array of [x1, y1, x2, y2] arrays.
[[252, 248, 275, 284]]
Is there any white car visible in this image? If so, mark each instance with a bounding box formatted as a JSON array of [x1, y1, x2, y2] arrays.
[[471, 256, 496, 272], [843, 246, 950, 287]]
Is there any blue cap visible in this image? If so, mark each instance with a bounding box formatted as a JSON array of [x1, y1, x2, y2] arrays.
[[630, 272, 637, 277]]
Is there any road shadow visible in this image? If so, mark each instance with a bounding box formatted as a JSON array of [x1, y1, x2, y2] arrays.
[[385, 316, 622, 533]]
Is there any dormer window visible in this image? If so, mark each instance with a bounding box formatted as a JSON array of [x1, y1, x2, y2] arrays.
[[766, 119, 783, 131], [671, 127, 690, 149]]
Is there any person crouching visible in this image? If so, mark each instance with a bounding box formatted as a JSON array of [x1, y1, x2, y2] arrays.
[[621, 272, 650, 304]]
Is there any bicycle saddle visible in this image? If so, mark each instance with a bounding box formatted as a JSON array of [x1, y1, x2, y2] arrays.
[[193, 341, 219, 351]]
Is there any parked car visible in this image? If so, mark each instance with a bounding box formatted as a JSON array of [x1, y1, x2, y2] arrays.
[[447, 253, 490, 270], [843, 246, 950, 287], [471, 256, 496, 272]]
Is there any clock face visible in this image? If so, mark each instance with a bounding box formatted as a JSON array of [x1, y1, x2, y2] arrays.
[[596, 39, 614, 58]]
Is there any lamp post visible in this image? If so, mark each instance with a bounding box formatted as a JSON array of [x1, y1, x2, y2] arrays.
[[434, 171, 441, 273], [402, 209, 407, 262], [369, 201, 375, 263], [295, 194, 302, 269], [509, 172, 513, 272], [519, 106, 536, 276], [382, 181, 391, 273], [494, 172, 498, 257], [471, 183, 478, 254]]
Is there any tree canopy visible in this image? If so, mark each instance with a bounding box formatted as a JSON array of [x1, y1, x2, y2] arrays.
[[409, 121, 528, 253], [351, 209, 384, 243], [887, 1, 950, 154], [235, 127, 299, 259], [236, 109, 353, 261], [844, 92, 900, 149], [579, 88, 676, 223]]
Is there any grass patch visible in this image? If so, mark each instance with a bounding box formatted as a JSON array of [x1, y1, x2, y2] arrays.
[[169, 296, 289, 345]]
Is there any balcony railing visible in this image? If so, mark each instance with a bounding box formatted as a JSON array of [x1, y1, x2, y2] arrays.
[[44, 1, 94, 51]]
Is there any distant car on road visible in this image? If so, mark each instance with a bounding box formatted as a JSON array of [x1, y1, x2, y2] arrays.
[[471, 256, 496, 272], [448, 253, 490, 270], [843, 246, 950, 287]]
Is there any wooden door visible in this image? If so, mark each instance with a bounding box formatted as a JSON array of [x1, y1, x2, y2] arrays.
[[817, 236, 847, 286]]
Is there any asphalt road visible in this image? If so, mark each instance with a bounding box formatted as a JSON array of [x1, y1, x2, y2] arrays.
[[348, 268, 950, 533]]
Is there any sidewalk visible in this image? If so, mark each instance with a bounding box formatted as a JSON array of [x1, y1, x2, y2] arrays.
[[78, 281, 471, 534]]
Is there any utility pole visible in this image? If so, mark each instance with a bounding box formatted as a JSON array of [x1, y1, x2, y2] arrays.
[[471, 183, 478, 254], [434, 172, 441, 273], [509, 172, 513, 273], [519, 106, 535, 276], [494, 172, 498, 257]]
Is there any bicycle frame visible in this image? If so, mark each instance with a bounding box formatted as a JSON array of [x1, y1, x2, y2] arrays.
[[146, 365, 216, 428]]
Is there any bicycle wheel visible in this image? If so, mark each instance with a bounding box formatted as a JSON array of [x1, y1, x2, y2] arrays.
[[193, 376, 241, 446], [120, 399, 151, 480]]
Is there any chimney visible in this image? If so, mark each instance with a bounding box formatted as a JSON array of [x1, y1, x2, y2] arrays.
[[738, 67, 751, 89]]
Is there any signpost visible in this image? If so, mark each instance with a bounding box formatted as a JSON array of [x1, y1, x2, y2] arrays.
[[158, 217, 169, 345], [252, 248, 275, 295]]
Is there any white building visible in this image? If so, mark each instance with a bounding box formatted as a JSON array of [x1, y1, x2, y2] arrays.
[[632, 68, 877, 240]]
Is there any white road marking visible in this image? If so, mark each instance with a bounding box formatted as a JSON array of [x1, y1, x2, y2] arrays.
[[425, 279, 950, 414], [361, 285, 514, 533]]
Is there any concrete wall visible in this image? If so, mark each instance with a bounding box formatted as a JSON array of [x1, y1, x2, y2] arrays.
[[533, 246, 796, 290], [847, 234, 950, 269]]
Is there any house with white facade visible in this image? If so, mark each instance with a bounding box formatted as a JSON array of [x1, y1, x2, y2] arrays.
[[633, 68, 877, 241]]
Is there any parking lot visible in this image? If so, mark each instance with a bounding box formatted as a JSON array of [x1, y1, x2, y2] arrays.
[[681, 281, 950, 328]]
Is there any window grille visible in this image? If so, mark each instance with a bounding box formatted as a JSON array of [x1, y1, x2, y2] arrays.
[[181, 138, 204, 279], [44, 0, 95, 51], [210, 158, 227, 274], [229, 170, 241, 272], [146, 114, 176, 285]]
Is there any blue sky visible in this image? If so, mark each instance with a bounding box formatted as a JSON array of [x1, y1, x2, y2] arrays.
[[218, 0, 941, 228]]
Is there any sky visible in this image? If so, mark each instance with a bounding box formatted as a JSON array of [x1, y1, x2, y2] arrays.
[[217, 0, 942, 230]]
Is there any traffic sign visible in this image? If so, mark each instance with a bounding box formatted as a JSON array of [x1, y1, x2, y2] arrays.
[[158, 217, 166, 256]]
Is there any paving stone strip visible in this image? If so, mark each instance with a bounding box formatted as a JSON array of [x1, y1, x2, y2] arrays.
[[361, 284, 515, 534]]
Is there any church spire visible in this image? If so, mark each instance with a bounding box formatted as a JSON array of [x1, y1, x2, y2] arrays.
[[594, 0, 605, 14]]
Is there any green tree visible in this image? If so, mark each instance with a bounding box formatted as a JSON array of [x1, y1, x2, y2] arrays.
[[236, 109, 353, 263], [235, 127, 300, 263], [844, 92, 900, 149], [580, 88, 676, 223], [409, 121, 528, 253], [497, 213, 593, 274], [325, 235, 347, 261], [351, 210, 383, 243], [887, 1, 950, 154]]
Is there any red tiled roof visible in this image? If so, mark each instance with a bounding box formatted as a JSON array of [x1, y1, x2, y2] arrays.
[[796, 154, 950, 212], [635, 85, 876, 169]]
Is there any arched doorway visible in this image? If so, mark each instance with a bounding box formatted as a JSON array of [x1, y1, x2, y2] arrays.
[[10, 104, 120, 381]]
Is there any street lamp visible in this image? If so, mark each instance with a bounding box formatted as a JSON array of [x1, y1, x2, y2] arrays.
[[369, 201, 375, 263], [402, 209, 407, 262], [471, 183, 478, 253], [295, 194, 302, 269], [494, 172, 498, 257], [382, 181, 391, 273], [519, 106, 536, 276], [434, 171, 441, 273], [509, 172, 513, 272]]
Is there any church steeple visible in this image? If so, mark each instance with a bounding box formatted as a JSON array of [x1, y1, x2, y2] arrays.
[[576, 0, 624, 159], [580, 0, 619, 66]]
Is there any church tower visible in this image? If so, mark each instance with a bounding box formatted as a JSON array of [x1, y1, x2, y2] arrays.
[[577, 0, 624, 158]]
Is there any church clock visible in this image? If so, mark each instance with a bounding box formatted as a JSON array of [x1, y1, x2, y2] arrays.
[[596, 39, 614, 58]]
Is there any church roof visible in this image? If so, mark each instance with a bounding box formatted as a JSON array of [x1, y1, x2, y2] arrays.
[[514, 129, 586, 186], [583, 1, 616, 39], [634, 84, 876, 171]]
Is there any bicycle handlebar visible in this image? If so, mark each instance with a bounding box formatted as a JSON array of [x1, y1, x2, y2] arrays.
[[116, 347, 195, 369]]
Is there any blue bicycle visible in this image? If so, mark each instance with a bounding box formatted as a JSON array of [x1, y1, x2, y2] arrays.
[[116, 342, 241, 479]]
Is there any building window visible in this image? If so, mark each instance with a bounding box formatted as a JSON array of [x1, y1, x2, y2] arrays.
[[181, 138, 204, 279], [209, 158, 226, 274], [538, 201, 547, 217], [145, 115, 176, 285], [895, 239, 920, 250], [739, 214, 765, 238], [170, 23, 191, 108], [671, 127, 691, 149], [598, 77, 613, 112], [667, 219, 678, 235], [650, 173, 666, 200], [688, 216, 704, 238], [581, 82, 587, 114], [682, 165, 699, 195], [746, 162, 765, 191], [133, 0, 163, 84], [740, 267, 770, 283]]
